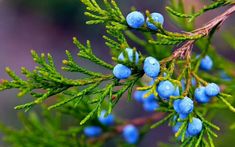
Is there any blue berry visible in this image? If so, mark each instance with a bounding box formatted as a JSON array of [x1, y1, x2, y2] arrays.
[[200, 55, 213, 71], [118, 48, 139, 64], [173, 98, 192, 119], [205, 83, 220, 97], [113, 64, 131, 79], [134, 90, 145, 103], [84, 126, 102, 137], [194, 87, 211, 103], [143, 100, 159, 112], [143, 57, 160, 78], [173, 99, 181, 114], [178, 97, 194, 114], [126, 11, 145, 29], [98, 110, 115, 126], [123, 124, 139, 144], [157, 80, 175, 100], [146, 12, 164, 30], [187, 117, 203, 136]]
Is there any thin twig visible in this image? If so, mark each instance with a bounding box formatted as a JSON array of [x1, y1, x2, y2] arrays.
[[88, 112, 164, 143]]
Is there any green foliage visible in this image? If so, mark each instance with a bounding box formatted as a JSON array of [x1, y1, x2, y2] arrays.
[[166, 0, 232, 22], [0, 108, 85, 147], [0, 0, 235, 146]]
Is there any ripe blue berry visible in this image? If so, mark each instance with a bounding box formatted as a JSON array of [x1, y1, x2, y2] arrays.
[[187, 117, 203, 136], [113, 64, 131, 79], [173, 98, 191, 119], [143, 100, 159, 112], [84, 126, 102, 137], [205, 83, 220, 97], [173, 99, 181, 114], [123, 124, 139, 144], [200, 55, 213, 71], [118, 48, 139, 64], [178, 97, 194, 114], [98, 110, 115, 126], [146, 12, 164, 30], [194, 87, 211, 103], [126, 11, 145, 29], [134, 90, 145, 103], [157, 80, 175, 100], [143, 57, 160, 78]]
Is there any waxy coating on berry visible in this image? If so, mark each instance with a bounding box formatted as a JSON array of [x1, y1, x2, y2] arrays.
[[199, 55, 213, 71], [143, 100, 159, 112], [98, 110, 115, 126], [143, 56, 160, 78], [118, 48, 139, 64], [113, 64, 131, 79], [126, 11, 145, 29], [187, 117, 203, 136], [194, 87, 211, 103], [84, 126, 102, 137], [178, 97, 194, 114], [157, 80, 175, 100], [146, 12, 164, 30], [123, 124, 139, 144], [205, 83, 220, 97]]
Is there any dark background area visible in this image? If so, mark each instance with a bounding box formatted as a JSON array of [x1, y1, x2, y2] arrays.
[[0, 0, 234, 146]]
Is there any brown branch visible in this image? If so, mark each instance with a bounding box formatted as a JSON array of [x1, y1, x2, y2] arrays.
[[161, 4, 235, 63], [88, 112, 164, 143]]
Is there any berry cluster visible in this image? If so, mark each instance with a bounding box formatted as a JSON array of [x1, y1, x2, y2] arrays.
[[113, 48, 139, 79], [84, 110, 140, 144], [195, 83, 220, 103], [112, 11, 222, 144], [173, 117, 203, 138], [126, 11, 164, 30]]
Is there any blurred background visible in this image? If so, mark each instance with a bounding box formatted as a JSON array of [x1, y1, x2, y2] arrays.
[[0, 0, 234, 146]]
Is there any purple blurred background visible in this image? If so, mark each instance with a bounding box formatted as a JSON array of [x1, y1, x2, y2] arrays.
[[0, 0, 234, 146]]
